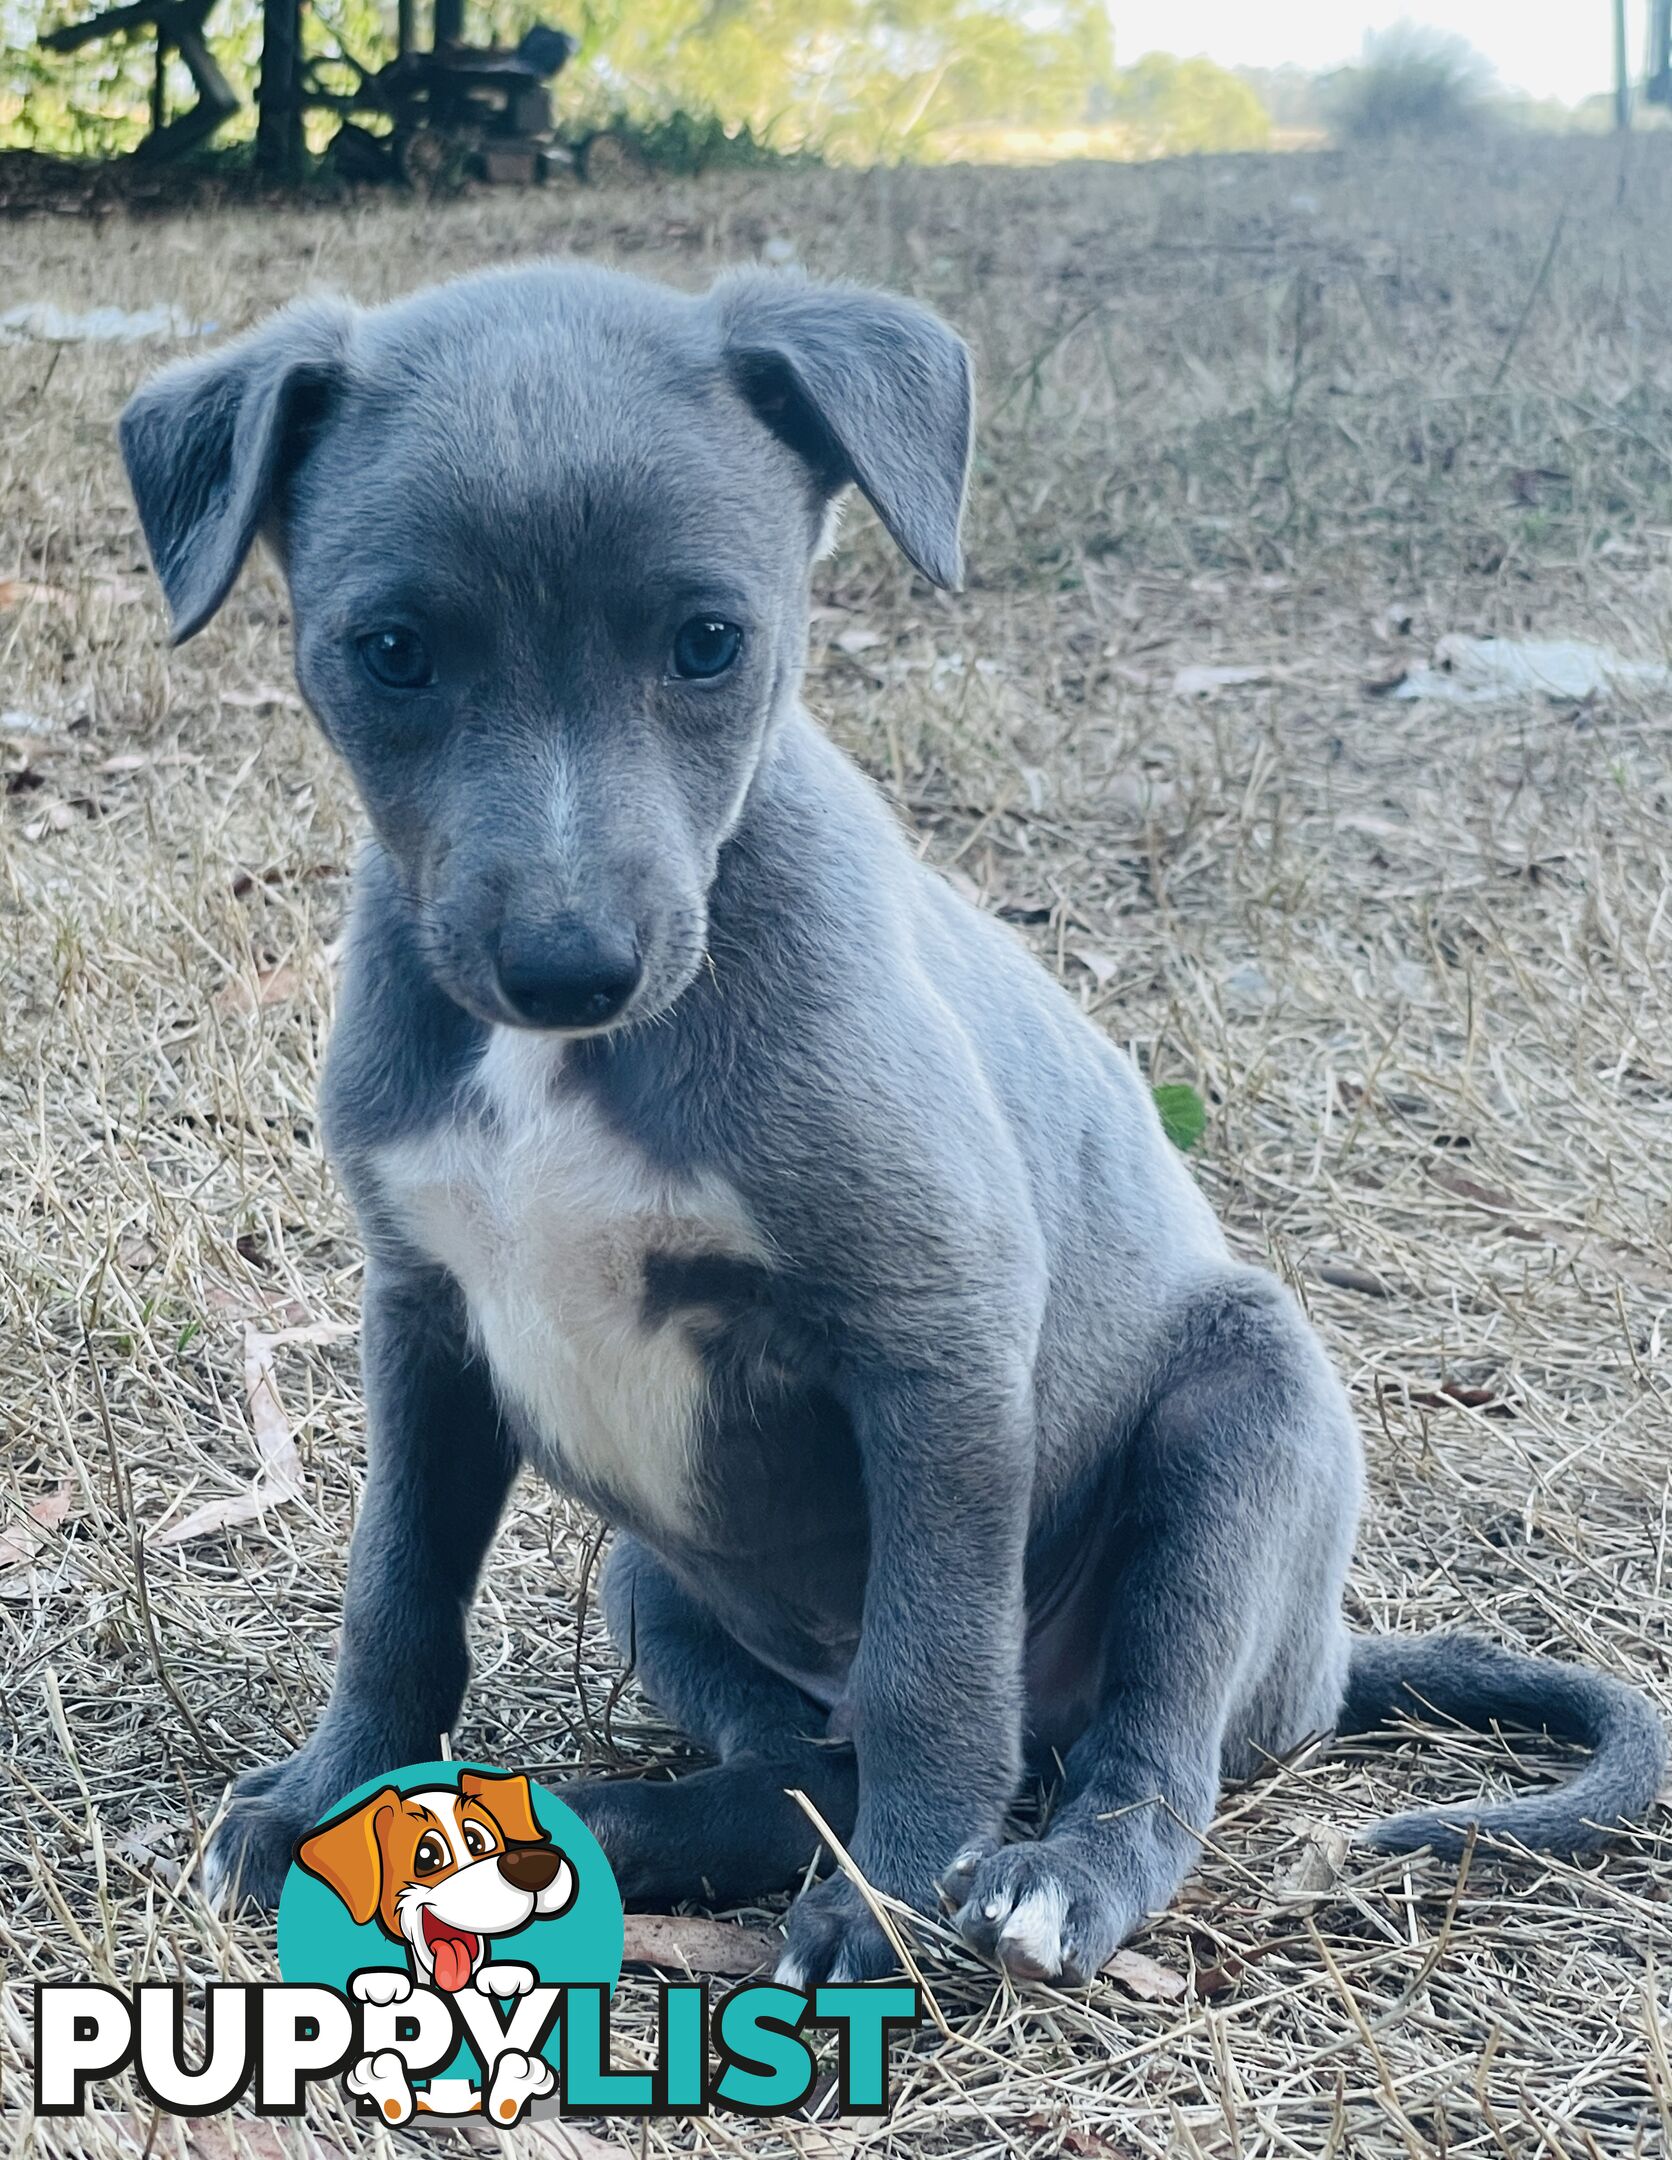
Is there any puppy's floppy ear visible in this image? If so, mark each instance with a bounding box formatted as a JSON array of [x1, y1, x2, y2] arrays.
[[118, 296, 353, 645], [714, 270, 973, 592], [459, 1769, 544, 1846], [295, 1787, 395, 1926]]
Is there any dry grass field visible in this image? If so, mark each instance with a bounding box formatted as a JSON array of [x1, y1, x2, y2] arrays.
[[5, 132, 1672, 2158]]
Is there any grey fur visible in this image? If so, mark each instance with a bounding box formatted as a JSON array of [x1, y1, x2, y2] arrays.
[[120, 260, 1666, 1988]]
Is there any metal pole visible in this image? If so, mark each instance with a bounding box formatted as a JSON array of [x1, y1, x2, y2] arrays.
[[1615, 0, 1631, 130]]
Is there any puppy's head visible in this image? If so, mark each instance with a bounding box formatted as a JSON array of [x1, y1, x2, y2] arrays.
[[296, 1771, 576, 1991], [120, 263, 972, 1036]]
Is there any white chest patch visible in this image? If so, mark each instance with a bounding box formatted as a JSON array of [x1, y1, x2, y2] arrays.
[[375, 1030, 763, 1534]]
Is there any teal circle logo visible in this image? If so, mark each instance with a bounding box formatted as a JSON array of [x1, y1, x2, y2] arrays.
[[275, 1761, 621, 2126]]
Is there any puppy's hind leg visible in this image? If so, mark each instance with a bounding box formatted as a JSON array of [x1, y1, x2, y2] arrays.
[[556, 1537, 857, 1907], [946, 1271, 1359, 1986]]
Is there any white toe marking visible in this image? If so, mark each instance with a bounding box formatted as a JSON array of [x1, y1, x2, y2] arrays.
[[351, 1968, 413, 2005], [476, 1962, 537, 1998], [774, 1953, 807, 1992], [996, 1882, 1071, 1971]]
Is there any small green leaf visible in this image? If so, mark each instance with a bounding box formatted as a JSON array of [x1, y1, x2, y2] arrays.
[[1153, 1082, 1207, 1153]]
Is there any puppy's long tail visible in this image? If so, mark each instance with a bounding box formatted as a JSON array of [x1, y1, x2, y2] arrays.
[[1340, 1632, 1666, 1855]]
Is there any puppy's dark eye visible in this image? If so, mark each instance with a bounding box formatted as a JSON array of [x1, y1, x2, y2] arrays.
[[462, 1821, 493, 1857], [414, 1833, 449, 1875], [358, 627, 435, 690], [671, 617, 743, 681]]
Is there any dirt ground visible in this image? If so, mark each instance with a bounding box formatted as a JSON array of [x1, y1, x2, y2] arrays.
[[4, 134, 1672, 2158]]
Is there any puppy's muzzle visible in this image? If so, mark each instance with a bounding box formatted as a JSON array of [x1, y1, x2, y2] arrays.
[[498, 1843, 565, 1893], [494, 916, 641, 1031]]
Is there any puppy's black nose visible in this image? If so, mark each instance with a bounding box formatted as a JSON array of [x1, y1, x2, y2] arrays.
[[499, 1843, 563, 1892], [495, 921, 641, 1031]]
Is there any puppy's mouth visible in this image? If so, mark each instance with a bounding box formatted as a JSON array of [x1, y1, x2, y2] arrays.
[[421, 1907, 483, 1993]]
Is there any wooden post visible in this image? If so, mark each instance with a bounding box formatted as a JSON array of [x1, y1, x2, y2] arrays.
[[1615, 0, 1631, 130], [256, 0, 303, 174]]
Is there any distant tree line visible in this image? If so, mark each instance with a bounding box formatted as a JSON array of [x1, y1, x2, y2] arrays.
[[0, 3, 1631, 165], [2, 0, 1273, 162]]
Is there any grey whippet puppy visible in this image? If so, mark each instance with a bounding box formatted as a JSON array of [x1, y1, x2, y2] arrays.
[[121, 261, 1665, 1988]]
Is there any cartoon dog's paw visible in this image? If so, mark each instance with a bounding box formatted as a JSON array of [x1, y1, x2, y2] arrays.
[[475, 1962, 538, 1998], [776, 1873, 901, 1990], [346, 2048, 417, 2125], [942, 1840, 1134, 1988], [484, 2048, 554, 2125], [350, 1967, 414, 2006]]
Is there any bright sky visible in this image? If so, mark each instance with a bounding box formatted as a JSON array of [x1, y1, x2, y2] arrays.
[[1114, 0, 1642, 104]]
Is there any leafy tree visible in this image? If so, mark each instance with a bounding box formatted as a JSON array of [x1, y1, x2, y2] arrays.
[[1107, 51, 1271, 158]]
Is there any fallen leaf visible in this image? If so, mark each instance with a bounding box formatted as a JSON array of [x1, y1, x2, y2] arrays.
[[0, 1482, 74, 1570], [215, 963, 302, 1015], [1019, 2118, 1142, 2159], [265, 1320, 355, 1349], [1273, 1820, 1349, 1900], [832, 625, 882, 656], [148, 1326, 306, 1548], [621, 1913, 776, 1977], [1101, 1947, 1187, 2001], [1426, 1165, 1523, 1214], [98, 749, 200, 774], [1314, 1260, 1394, 1299], [1069, 944, 1120, 987], [1170, 663, 1269, 698], [1153, 1082, 1207, 1153], [0, 577, 72, 607], [112, 1819, 184, 1862]]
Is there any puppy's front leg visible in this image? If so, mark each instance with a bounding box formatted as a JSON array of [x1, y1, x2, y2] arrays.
[[206, 1259, 516, 1907], [777, 1368, 1031, 1986]]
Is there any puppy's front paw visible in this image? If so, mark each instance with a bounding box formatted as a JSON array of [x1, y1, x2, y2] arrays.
[[205, 1739, 403, 1910], [943, 1841, 1135, 1988], [775, 1874, 899, 1989], [351, 1968, 414, 2006], [475, 1963, 537, 1998]]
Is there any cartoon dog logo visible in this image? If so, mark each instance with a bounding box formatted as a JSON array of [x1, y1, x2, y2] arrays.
[[296, 1768, 577, 2122]]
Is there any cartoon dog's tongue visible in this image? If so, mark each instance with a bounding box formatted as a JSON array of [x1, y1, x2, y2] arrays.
[[421, 1909, 481, 1992]]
